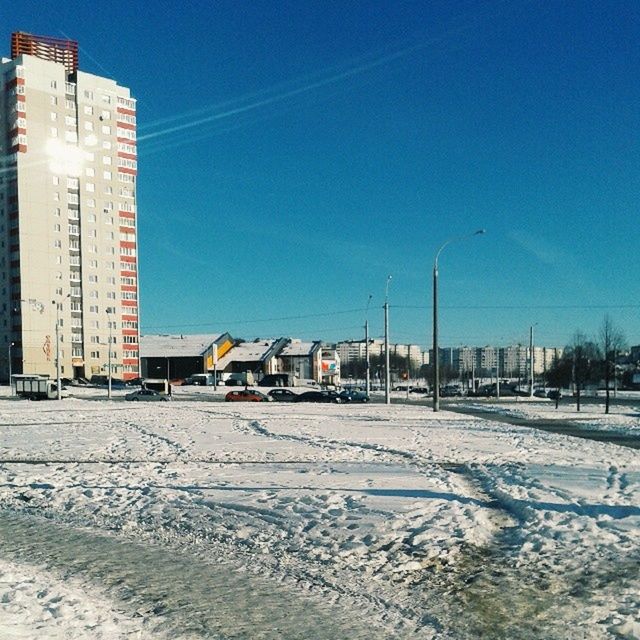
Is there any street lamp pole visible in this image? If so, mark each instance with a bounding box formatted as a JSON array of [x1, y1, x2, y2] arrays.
[[384, 275, 392, 405], [106, 309, 113, 399], [364, 294, 372, 395], [433, 229, 485, 412], [529, 324, 535, 398], [8, 342, 14, 394], [53, 294, 70, 401]]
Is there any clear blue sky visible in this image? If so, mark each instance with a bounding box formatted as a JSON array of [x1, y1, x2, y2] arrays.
[[5, 1, 639, 349]]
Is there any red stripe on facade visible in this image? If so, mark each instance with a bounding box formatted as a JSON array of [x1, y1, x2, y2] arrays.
[[117, 168, 137, 176], [117, 121, 135, 130], [121, 300, 137, 307], [119, 241, 136, 249], [121, 285, 137, 292], [117, 151, 137, 160], [116, 106, 136, 116]]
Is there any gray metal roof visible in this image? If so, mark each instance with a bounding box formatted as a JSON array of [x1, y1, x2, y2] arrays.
[[140, 334, 222, 358]]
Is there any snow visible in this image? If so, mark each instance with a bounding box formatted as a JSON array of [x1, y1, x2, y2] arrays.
[[467, 398, 640, 435], [0, 389, 638, 638]]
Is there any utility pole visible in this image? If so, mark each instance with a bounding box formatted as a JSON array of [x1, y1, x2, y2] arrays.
[[496, 346, 501, 399], [529, 325, 534, 398], [365, 294, 372, 395], [384, 275, 392, 405], [54, 301, 61, 400], [106, 308, 113, 399], [8, 342, 14, 394]]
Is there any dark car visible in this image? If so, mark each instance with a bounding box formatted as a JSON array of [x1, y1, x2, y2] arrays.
[[547, 389, 562, 400], [296, 390, 343, 404], [339, 389, 370, 403], [268, 389, 299, 402], [225, 389, 272, 402]]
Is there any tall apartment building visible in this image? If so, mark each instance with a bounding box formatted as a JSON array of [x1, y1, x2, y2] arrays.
[[0, 33, 139, 381]]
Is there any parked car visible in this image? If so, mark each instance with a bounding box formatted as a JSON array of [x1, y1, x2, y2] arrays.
[[268, 389, 299, 402], [533, 388, 548, 398], [339, 389, 370, 403], [410, 387, 430, 395], [125, 389, 170, 402], [441, 385, 463, 397], [225, 389, 272, 402], [547, 389, 562, 400], [296, 390, 343, 404]]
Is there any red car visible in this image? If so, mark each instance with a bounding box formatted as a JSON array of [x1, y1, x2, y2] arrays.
[[225, 389, 273, 402]]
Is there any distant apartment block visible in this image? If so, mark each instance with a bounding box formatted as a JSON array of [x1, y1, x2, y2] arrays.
[[337, 340, 427, 368], [0, 32, 139, 380], [433, 345, 564, 376]]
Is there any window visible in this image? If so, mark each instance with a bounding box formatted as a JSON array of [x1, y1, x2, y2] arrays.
[[90, 351, 100, 359], [52, 176, 60, 186], [51, 80, 58, 89], [86, 167, 95, 177], [101, 109, 111, 120], [101, 125, 111, 135], [103, 156, 112, 165], [50, 112, 57, 121], [67, 177, 78, 189], [86, 183, 95, 192], [89, 291, 98, 299], [89, 260, 98, 268], [68, 193, 79, 204], [89, 305, 98, 313], [107, 291, 116, 299], [51, 96, 58, 106], [50, 127, 58, 137], [84, 121, 94, 131], [66, 99, 76, 110], [104, 186, 113, 195], [54, 208, 61, 217], [53, 192, 60, 202], [102, 140, 112, 150], [103, 171, 112, 180], [88, 213, 96, 223], [84, 105, 93, 115], [53, 223, 60, 232], [68, 209, 79, 220], [84, 90, 93, 100], [65, 115, 75, 126], [88, 229, 97, 238], [86, 198, 95, 207], [102, 94, 112, 104], [53, 239, 62, 248], [64, 130, 77, 143]]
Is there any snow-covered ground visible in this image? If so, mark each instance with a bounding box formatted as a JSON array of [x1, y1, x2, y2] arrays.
[[0, 392, 638, 639], [466, 397, 640, 435]]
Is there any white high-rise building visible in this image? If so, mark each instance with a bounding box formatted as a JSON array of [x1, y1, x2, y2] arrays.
[[0, 33, 139, 381]]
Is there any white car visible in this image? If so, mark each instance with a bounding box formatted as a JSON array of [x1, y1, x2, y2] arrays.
[[125, 389, 171, 402]]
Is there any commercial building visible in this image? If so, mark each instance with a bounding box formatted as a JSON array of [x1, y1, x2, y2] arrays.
[[1, 32, 139, 380], [140, 333, 233, 380]]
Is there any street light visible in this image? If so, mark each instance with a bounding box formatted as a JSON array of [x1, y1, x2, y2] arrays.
[[433, 229, 485, 412], [529, 323, 538, 398], [52, 293, 70, 401], [384, 275, 392, 405], [8, 342, 14, 394], [106, 308, 113, 399], [364, 294, 372, 395]]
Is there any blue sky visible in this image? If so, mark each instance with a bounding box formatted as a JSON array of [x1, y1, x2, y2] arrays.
[[4, 1, 639, 349]]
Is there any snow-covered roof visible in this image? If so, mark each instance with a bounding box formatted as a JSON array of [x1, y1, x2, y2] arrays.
[[279, 340, 318, 357], [140, 334, 222, 358], [216, 339, 278, 368]]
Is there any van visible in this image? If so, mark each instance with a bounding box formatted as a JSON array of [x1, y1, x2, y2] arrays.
[[186, 373, 215, 386]]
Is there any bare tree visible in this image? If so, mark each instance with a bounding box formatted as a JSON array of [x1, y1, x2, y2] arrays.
[[599, 315, 627, 414], [568, 331, 600, 412]]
